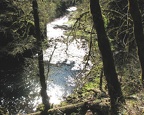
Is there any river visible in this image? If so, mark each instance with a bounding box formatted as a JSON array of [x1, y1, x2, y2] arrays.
[[0, 6, 91, 114], [43, 6, 90, 104]]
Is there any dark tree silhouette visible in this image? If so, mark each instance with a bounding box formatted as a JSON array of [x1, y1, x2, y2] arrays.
[[128, 0, 144, 87], [90, 0, 125, 114], [32, 0, 50, 114]]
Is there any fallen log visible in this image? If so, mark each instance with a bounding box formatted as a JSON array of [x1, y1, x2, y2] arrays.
[[27, 99, 110, 115]]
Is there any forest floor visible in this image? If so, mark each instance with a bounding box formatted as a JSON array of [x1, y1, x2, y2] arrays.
[[32, 79, 144, 115]]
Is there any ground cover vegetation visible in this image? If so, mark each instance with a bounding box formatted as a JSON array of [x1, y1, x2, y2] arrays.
[[56, 0, 144, 114]]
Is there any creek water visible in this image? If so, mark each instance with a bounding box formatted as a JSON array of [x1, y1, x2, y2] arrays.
[[43, 6, 90, 105], [0, 7, 91, 114]]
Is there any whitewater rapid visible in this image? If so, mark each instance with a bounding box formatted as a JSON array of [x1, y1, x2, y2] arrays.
[[34, 6, 91, 106]]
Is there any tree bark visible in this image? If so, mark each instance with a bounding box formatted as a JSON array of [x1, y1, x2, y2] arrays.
[[27, 100, 110, 115], [100, 68, 103, 91], [32, 0, 50, 114], [128, 0, 144, 88], [90, 0, 125, 114]]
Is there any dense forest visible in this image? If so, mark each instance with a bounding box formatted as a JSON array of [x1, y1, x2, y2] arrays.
[[0, 0, 144, 115]]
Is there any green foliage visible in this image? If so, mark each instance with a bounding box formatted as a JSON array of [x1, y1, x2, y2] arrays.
[[0, 107, 8, 115], [105, 0, 144, 96], [1, 0, 144, 114], [70, 0, 144, 101], [70, 0, 144, 97], [102, 14, 109, 28], [121, 68, 142, 96], [0, 0, 83, 58], [0, 0, 67, 58], [63, 0, 144, 114], [84, 79, 99, 90], [36, 104, 45, 111], [65, 0, 107, 95], [0, 0, 37, 57], [106, 0, 143, 70], [81, 63, 105, 93]]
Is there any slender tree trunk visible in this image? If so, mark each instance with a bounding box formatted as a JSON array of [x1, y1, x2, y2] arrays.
[[99, 68, 103, 91], [128, 0, 144, 88], [32, 0, 50, 114], [90, 0, 125, 114]]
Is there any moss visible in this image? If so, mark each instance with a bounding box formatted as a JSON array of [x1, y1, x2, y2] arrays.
[[0, 107, 8, 115], [36, 104, 44, 112]]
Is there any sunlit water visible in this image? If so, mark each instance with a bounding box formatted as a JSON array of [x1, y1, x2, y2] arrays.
[[0, 7, 92, 114], [34, 6, 92, 106]]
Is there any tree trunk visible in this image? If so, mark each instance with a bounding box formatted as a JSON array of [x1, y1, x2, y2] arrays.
[[90, 0, 125, 114], [128, 0, 144, 88], [99, 68, 103, 91], [27, 100, 110, 115], [32, 0, 50, 114]]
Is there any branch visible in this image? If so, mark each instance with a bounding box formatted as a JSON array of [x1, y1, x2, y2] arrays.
[[27, 100, 110, 115]]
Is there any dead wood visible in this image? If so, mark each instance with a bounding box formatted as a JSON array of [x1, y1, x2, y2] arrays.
[[27, 99, 110, 115]]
